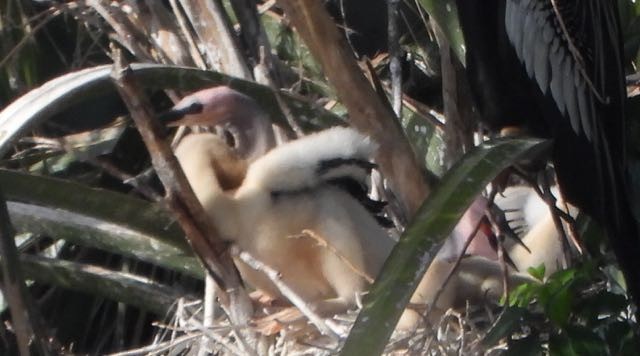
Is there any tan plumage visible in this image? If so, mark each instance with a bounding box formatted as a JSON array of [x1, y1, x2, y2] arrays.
[[174, 126, 394, 315], [168, 86, 566, 329]]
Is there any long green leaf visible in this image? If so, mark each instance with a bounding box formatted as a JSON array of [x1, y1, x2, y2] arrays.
[[0, 169, 204, 278], [17, 254, 192, 316], [416, 0, 466, 64], [0, 63, 343, 157], [340, 137, 549, 356]]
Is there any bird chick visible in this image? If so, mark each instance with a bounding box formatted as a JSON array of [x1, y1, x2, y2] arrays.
[[166, 88, 395, 315], [168, 86, 564, 331], [175, 127, 395, 315]]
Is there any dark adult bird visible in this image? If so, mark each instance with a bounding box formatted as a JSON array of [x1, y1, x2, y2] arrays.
[[456, 0, 640, 307]]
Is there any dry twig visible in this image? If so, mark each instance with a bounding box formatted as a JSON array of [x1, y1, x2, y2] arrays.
[[233, 247, 342, 341], [0, 189, 59, 355], [276, 0, 430, 218], [109, 47, 256, 348]]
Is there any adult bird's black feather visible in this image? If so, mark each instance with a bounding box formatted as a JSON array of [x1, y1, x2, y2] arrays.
[[456, 0, 640, 309]]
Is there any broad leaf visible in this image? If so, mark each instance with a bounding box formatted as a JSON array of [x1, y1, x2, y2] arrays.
[[1, 169, 203, 278], [416, 0, 465, 64], [0, 63, 344, 157], [341, 137, 549, 356]]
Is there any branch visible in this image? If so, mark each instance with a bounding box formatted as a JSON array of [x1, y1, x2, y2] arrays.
[[0, 188, 57, 355], [234, 248, 342, 340], [109, 48, 254, 341], [178, 0, 252, 78], [276, 0, 430, 217]]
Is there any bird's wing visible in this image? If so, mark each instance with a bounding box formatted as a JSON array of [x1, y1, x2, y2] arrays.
[[504, 0, 624, 144], [243, 127, 391, 225], [244, 127, 376, 192]]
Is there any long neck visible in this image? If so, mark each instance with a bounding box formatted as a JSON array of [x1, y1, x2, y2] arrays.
[[174, 134, 245, 240], [235, 112, 276, 160]]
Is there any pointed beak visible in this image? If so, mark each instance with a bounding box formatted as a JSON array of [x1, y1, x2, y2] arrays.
[[158, 101, 204, 125], [158, 86, 252, 128], [165, 104, 235, 127]]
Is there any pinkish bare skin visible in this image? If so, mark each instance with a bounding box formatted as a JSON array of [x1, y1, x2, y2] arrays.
[[442, 196, 498, 262], [168, 86, 275, 160]]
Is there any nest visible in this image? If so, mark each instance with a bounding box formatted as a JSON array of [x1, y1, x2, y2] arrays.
[[110, 298, 511, 356]]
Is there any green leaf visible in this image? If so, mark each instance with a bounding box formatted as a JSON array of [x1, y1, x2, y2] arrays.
[[0, 169, 204, 278], [483, 307, 529, 347], [562, 325, 607, 356], [340, 137, 549, 356], [416, 0, 466, 64], [528, 264, 547, 281], [545, 283, 573, 327], [0, 64, 344, 157], [508, 281, 540, 307], [17, 254, 190, 315]]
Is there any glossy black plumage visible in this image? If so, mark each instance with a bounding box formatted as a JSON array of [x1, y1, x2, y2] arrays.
[[456, 0, 640, 306]]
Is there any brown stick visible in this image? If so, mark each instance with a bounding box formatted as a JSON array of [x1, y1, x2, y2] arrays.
[[276, 0, 430, 218], [109, 48, 254, 341], [0, 188, 57, 355]]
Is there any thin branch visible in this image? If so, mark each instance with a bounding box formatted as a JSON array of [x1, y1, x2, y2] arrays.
[[276, 0, 430, 218], [423, 199, 488, 320], [178, 0, 251, 78], [198, 275, 216, 356], [107, 333, 202, 356], [109, 48, 255, 346], [433, 21, 476, 166], [388, 0, 403, 116], [0, 6, 62, 69], [539, 171, 572, 268], [86, 0, 154, 61], [168, 0, 207, 69], [22, 135, 162, 201], [0, 188, 57, 355], [229, 0, 279, 81], [233, 248, 342, 340]]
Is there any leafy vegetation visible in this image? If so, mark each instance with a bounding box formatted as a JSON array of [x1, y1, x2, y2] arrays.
[[0, 0, 639, 354]]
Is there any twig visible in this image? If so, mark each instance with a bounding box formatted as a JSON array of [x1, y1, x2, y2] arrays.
[[561, 199, 583, 255], [388, 0, 403, 116], [256, 46, 304, 136], [191, 318, 247, 356], [109, 47, 255, 346], [107, 333, 202, 356], [0, 188, 57, 355], [229, 0, 280, 83], [484, 186, 521, 300], [399, 93, 445, 130], [198, 275, 216, 356], [233, 247, 342, 340], [178, 0, 251, 78], [167, 0, 207, 69], [549, 0, 608, 104], [424, 190, 497, 320], [93, 157, 163, 201], [86, 0, 154, 61], [290, 229, 374, 284], [23, 135, 162, 201], [539, 171, 571, 268], [433, 21, 476, 166], [0, 6, 62, 69], [512, 166, 574, 223], [276, 0, 430, 217]]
